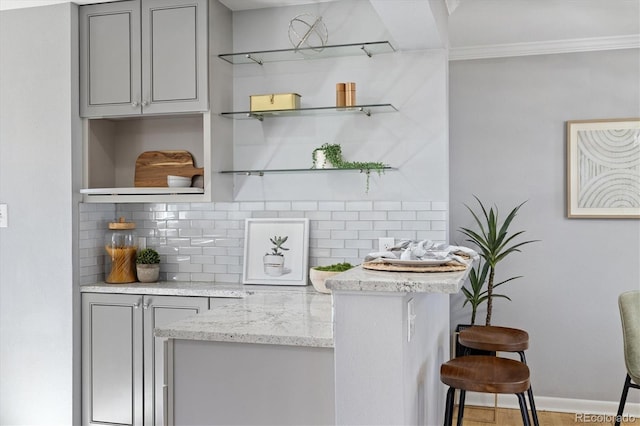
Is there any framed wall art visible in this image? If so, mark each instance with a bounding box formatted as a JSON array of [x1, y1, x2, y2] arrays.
[[567, 118, 640, 218], [242, 218, 310, 285]]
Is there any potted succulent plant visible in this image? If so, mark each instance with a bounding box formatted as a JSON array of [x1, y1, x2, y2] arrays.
[[263, 236, 289, 277], [136, 248, 161, 283], [458, 196, 538, 326], [311, 143, 386, 192], [309, 262, 354, 293]]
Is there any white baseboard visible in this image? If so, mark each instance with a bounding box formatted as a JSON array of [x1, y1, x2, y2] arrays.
[[464, 393, 640, 417]]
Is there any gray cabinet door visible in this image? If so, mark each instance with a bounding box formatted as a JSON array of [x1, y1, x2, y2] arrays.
[[80, 0, 142, 117], [141, 0, 208, 114], [142, 295, 208, 426], [82, 293, 144, 426]]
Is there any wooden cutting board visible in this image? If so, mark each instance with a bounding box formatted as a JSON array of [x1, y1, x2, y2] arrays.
[[134, 150, 204, 187]]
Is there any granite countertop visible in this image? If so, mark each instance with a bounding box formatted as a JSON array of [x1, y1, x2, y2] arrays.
[[80, 281, 248, 298], [154, 286, 333, 348], [325, 265, 471, 293]]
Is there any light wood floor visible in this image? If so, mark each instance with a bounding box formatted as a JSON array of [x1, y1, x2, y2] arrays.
[[455, 406, 636, 425]]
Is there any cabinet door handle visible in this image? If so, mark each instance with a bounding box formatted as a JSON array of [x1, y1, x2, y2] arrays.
[[131, 101, 139, 107], [141, 100, 148, 107], [143, 299, 151, 310], [134, 298, 142, 309]]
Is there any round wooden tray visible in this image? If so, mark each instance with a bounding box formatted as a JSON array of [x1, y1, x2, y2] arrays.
[[362, 261, 467, 273]]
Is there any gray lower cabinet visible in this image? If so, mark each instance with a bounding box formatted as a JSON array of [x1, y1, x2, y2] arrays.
[[79, 0, 208, 117], [82, 293, 209, 426]]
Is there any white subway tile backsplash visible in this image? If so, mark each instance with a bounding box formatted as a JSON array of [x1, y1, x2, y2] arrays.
[[402, 201, 432, 211], [389, 211, 416, 221], [332, 211, 359, 221], [240, 201, 265, 211], [360, 211, 387, 221], [292, 201, 318, 210], [265, 201, 291, 211], [79, 200, 449, 284], [331, 230, 358, 240], [346, 201, 373, 211], [318, 221, 345, 231], [374, 201, 402, 211], [318, 201, 345, 211]]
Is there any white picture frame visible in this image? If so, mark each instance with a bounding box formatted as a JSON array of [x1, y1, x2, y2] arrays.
[[567, 118, 640, 219], [242, 218, 310, 285]]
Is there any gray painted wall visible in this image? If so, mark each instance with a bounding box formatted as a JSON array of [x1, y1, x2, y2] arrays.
[[0, 4, 81, 424], [449, 49, 640, 403]]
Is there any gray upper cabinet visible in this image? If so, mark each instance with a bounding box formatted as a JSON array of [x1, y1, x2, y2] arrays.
[[80, 0, 208, 117]]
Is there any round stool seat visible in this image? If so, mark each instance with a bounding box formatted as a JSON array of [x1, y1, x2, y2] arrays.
[[441, 355, 530, 394], [459, 325, 529, 353]]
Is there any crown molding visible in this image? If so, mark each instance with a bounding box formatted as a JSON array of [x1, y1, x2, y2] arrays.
[[449, 34, 640, 61]]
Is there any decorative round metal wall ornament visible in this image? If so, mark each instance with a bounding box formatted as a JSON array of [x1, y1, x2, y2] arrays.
[[288, 13, 328, 55]]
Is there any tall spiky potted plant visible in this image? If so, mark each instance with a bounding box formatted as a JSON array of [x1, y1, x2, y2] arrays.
[[459, 196, 538, 326]]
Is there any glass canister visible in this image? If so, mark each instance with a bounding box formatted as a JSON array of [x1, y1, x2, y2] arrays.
[[105, 217, 137, 284]]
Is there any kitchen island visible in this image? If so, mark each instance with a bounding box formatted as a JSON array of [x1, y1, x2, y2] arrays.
[[156, 265, 469, 425]]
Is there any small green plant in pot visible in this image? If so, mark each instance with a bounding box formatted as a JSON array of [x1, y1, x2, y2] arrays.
[[136, 248, 161, 283], [264, 236, 289, 277], [309, 262, 354, 294], [459, 196, 538, 326]]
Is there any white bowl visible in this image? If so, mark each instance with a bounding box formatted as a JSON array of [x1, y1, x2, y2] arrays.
[[167, 175, 192, 188]]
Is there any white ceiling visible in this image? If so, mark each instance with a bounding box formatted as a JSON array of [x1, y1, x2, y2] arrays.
[[1, 0, 638, 49]]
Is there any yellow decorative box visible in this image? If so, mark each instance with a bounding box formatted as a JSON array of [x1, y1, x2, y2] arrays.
[[250, 93, 301, 112]]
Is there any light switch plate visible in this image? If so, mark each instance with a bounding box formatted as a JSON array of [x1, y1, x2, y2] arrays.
[[0, 204, 7, 228]]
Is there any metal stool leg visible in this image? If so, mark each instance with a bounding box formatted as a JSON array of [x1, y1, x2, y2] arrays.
[[444, 387, 456, 426], [456, 389, 466, 426], [516, 392, 531, 426], [518, 351, 539, 426]]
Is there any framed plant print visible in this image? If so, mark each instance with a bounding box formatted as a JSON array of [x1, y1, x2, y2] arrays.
[[567, 118, 640, 218], [242, 218, 310, 285]]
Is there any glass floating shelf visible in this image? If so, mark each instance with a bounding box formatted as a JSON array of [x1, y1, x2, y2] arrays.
[[220, 104, 398, 120], [220, 167, 395, 176], [218, 41, 395, 65]]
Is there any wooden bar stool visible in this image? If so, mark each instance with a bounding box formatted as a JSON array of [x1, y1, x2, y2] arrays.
[[459, 326, 539, 426], [441, 355, 532, 426]]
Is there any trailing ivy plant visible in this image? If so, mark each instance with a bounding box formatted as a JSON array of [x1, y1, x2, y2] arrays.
[[459, 196, 538, 325], [311, 143, 387, 192]]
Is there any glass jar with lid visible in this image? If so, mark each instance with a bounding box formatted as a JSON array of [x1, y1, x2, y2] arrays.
[[104, 217, 137, 283]]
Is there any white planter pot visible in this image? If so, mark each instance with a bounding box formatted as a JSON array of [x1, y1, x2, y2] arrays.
[[137, 264, 160, 283], [263, 254, 285, 277], [313, 150, 334, 169]]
